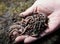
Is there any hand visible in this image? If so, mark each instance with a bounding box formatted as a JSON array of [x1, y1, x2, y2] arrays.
[[15, 0, 60, 44]]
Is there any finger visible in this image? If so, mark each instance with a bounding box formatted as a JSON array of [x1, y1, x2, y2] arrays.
[[19, 6, 34, 17], [40, 11, 60, 37], [14, 35, 28, 43], [36, 5, 52, 15], [19, 0, 38, 17], [24, 36, 37, 44]]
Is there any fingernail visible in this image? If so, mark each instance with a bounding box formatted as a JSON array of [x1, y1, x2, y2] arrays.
[[19, 13, 24, 17]]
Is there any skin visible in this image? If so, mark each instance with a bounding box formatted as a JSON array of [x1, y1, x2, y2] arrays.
[[14, 0, 60, 44]]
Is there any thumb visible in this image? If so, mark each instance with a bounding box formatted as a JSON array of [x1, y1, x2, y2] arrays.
[[19, 6, 34, 17]]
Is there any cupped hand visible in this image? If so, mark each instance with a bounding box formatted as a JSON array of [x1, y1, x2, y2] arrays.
[[15, 0, 60, 44]]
